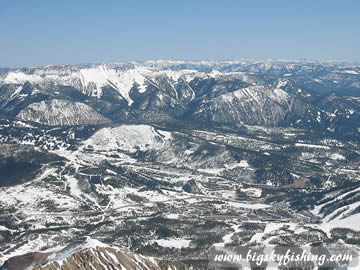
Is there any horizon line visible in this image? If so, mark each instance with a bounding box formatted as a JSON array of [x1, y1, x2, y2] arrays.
[[2, 58, 360, 70]]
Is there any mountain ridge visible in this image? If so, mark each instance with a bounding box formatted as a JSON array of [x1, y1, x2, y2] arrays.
[[1, 60, 359, 138], [1, 238, 187, 270]]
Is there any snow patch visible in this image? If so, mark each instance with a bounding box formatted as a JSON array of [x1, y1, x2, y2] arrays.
[[154, 239, 191, 249], [330, 153, 346, 160], [83, 125, 171, 153], [340, 70, 359, 75], [227, 201, 270, 209], [4, 72, 43, 84], [295, 143, 330, 150]]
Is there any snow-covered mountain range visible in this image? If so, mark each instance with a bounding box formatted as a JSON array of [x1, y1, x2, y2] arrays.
[[0, 60, 360, 269], [1, 60, 359, 134]]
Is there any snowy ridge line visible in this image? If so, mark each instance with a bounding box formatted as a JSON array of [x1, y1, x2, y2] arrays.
[[0, 64, 205, 106]]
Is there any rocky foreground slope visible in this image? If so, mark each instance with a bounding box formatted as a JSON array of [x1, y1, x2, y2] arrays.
[[1, 239, 187, 270]]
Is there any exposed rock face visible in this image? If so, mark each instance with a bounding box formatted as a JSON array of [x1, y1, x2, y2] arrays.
[[1, 240, 187, 270], [182, 179, 203, 194], [17, 99, 111, 126], [34, 247, 187, 270], [0, 252, 51, 270]]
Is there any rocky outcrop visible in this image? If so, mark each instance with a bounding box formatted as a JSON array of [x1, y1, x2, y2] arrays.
[[34, 247, 187, 270], [0, 239, 187, 270], [0, 252, 51, 270]]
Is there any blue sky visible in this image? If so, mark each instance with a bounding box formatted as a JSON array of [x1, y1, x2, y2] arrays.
[[1, 0, 359, 67]]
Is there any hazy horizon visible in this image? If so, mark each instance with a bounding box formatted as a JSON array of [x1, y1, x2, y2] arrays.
[[2, 58, 360, 70]]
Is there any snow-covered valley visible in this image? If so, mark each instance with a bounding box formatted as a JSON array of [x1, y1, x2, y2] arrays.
[[0, 60, 359, 269]]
